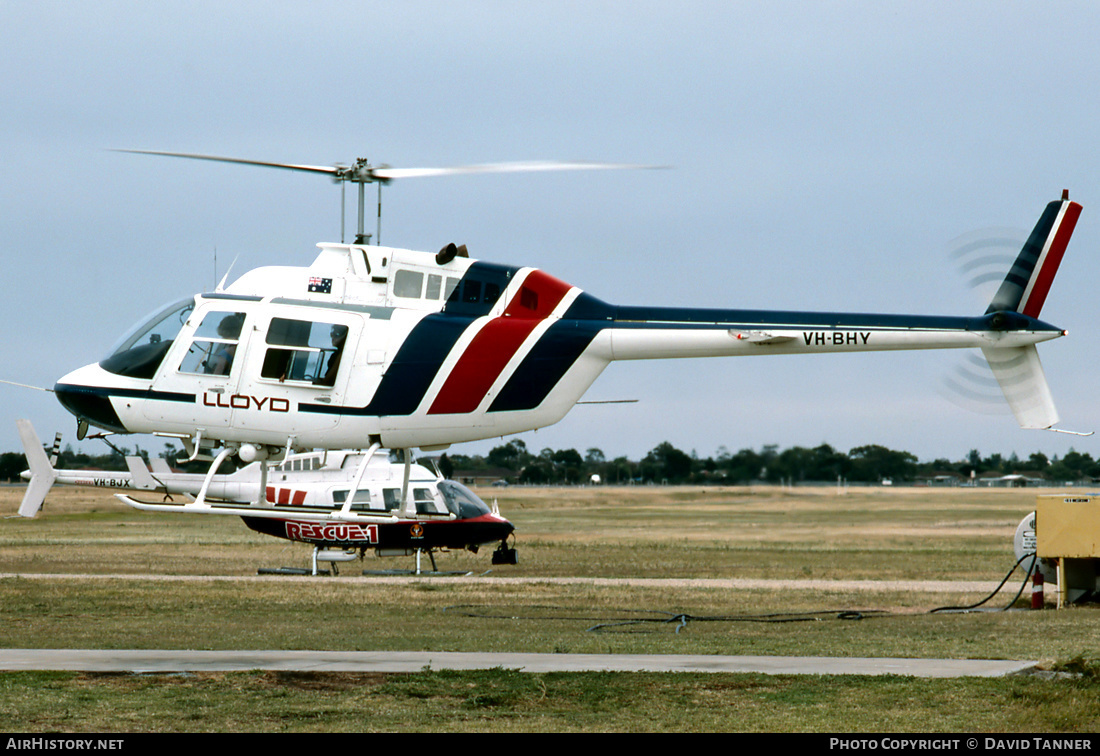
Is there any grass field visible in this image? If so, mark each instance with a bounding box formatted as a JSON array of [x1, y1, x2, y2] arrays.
[[2, 483, 1098, 732]]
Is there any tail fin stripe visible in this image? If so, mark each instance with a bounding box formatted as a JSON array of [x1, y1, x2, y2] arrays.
[[1019, 200, 1081, 318]]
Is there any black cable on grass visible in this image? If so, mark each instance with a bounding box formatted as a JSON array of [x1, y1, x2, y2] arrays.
[[588, 609, 886, 633], [444, 604, 660, 623], [929, 552, 1037, 614], [444, 604, 888, 634], [446, 553, 1043, 633]]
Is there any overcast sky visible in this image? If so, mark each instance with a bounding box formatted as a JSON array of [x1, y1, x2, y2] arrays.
[[2, 1, 1099, 465]]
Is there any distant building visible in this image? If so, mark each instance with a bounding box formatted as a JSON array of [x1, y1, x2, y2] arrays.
[[978, 472, 1046, 488], [452, 467, 516, 487], [917, 472, 967, 487]]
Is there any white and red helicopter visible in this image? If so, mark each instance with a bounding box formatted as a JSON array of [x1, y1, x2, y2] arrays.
[[50, 152, 1084, 507], [15, 419, 515, 575]]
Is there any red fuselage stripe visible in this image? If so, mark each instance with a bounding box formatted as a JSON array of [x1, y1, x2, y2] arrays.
[[429, 270, 573, 415]]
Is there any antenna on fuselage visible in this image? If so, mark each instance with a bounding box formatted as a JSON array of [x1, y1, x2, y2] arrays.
[[112, 149, 668, 247]]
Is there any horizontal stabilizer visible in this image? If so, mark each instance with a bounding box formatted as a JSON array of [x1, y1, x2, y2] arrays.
[[980, 345, 1057, 429], [16, 420, 58, 517]]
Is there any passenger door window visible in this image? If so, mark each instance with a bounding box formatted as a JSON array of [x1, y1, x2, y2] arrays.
[[261, 317, 348, 386]]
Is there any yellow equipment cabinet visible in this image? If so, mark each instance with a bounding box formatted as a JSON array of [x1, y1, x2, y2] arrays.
[[1035, 494, 1100, 606]]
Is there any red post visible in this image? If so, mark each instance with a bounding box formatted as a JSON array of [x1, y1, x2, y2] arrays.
[[1031, 567, 1044, 610]]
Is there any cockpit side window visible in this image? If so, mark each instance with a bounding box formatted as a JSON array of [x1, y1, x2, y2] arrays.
[[178, 312, 246, 376], [414, 487, 446, 515], [100, 298, 195, 379]]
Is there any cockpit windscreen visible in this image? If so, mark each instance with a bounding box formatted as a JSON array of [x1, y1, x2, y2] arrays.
[[437, 480, 491, 518], [99, 298, 195, 379]]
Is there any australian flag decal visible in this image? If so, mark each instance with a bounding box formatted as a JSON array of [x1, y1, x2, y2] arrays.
[[308, 276, 333, 294]]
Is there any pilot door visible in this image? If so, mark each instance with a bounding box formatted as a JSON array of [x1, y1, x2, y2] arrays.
[[143, 307, 251, 431]]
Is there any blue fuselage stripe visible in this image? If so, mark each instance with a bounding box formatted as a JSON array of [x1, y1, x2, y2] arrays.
[[488, 320, 604, 412], [53, 383, 194, 403], [302, 312, 474, 417]]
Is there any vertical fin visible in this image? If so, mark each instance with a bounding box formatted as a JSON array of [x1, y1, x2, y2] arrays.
[[986, 192, 1081, 317], [125, 457, 160, 490], [16, 420, 58, 517], [980, 345, 1057, 430]]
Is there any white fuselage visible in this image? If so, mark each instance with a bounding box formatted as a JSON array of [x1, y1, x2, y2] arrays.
[[53, 242, 1067, 452]]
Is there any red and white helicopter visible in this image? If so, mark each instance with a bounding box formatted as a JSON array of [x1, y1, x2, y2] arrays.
[[51, 152, 1084, 510], [16, 419, 515, 575]]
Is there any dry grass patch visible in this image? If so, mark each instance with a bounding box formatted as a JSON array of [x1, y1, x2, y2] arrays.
[[3, 669, 1100, 732]]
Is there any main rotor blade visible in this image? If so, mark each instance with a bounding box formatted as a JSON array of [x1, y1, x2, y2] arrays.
[[113, 151, 670, 184], [112, 149, 339, 176], [372, 160, 669, 180]]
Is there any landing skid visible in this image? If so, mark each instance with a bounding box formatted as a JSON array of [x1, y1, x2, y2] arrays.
[[362, 547, 461, 576], [257, 546, 469, 577], [258, 566, 329, 576], [259, 542, 517, 577], [258, 545, 359, 576]]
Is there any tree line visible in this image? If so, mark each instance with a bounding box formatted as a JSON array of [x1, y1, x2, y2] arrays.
[[1, 438, 1098, 486], [441, 439, 1100, 485]]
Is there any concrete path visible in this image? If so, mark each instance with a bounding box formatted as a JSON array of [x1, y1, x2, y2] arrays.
[[0, 649, 1037, 678]]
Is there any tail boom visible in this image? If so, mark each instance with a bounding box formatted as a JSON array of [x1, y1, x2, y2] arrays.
[[593, 311, 1063, 361]]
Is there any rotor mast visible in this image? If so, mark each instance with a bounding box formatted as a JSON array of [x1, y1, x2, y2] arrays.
[[337, 157, 387, 245]]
